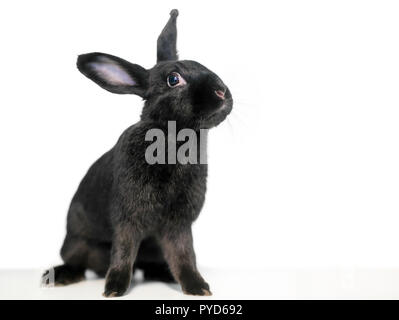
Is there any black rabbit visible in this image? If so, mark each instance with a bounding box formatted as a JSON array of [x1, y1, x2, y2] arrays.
[[43, 9, 232, 297]]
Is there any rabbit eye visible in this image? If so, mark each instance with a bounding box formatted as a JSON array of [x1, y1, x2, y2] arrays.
[[167, 72, 185, 87]]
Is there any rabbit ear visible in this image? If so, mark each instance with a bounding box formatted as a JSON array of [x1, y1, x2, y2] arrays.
[[77, 53, 149, 97], [157, 9, 179, 62]]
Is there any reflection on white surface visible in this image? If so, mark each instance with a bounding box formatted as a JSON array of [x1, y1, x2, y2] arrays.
[[1, 267, 399, 300]]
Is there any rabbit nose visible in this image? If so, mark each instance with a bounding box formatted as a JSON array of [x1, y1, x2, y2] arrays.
[[215, 89, 225, 100]]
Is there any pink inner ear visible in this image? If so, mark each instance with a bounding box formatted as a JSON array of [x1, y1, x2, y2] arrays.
[[89, 58, 136, 86]]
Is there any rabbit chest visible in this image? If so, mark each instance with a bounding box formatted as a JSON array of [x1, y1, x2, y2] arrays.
[[146, 163, 208, 224]]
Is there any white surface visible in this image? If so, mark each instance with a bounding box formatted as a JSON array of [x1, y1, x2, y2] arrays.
[[2, 268, 399, 300], [1, 0, 399, 272]]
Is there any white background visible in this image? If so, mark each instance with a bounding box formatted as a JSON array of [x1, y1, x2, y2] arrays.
[[0, 0, 399, 273]]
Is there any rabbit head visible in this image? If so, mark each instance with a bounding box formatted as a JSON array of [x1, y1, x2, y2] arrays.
[[77, 9, 232, 129]]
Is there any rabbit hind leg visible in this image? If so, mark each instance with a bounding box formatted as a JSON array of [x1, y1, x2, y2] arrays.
[[42, 235, 111, 286]]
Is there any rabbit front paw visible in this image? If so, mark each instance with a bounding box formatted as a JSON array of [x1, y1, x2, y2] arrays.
[[103, 268, 131, 298], [182, 279, 212, 296]]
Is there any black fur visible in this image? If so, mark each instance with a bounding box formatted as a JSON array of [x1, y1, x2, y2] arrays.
[[43, 9, 232, 297]]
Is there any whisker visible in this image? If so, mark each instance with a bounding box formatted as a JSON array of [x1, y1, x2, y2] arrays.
[[234, 100, 257, 107], [229, 109, 249, 127], [226, 117, 235, 139]]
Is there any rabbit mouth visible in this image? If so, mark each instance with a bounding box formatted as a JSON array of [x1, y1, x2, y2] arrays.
[[209, 98, 233, 117], [200, 98, 233, 128]]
